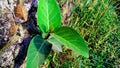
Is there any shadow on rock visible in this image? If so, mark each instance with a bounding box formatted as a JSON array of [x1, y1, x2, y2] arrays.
[[14, 37, 31, 68]]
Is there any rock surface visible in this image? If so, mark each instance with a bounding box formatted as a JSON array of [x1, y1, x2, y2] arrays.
[[0, 0, 39, 68]]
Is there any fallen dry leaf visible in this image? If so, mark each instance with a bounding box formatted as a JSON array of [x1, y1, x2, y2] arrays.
[[14, 0, 28, 21], [9, 17, 18, 36]]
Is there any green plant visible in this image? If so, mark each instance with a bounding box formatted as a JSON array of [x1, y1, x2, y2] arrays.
[[26, 0, 89, 68]]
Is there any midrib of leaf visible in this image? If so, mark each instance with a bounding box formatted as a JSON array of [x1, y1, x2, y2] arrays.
[[52, 33, 86, 55], [46, 1, 49, 31], [32, 40, 46, 65]]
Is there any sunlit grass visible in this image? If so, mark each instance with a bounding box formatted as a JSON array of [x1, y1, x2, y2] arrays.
[[46, 0, 120, 67]]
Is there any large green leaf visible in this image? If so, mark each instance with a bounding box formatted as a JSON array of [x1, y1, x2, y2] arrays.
[[38, 0, 61, 33], [26, 35, 52, 68], [52, 27, 89, 58]]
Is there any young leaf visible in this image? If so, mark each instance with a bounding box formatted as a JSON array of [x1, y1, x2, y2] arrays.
[[48, 37, 62, 52], [38, 0, 61, 33], [26, 35, 52, 68], [52, 26, 89, 58]]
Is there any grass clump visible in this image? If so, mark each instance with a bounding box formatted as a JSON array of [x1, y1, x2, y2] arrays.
[[45, 0, 120, 68], [69, 0, 120, 68], [71, 0, 120, 67]]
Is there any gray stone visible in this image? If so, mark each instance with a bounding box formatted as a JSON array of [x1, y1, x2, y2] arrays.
[[0, 0, 38, 68]]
